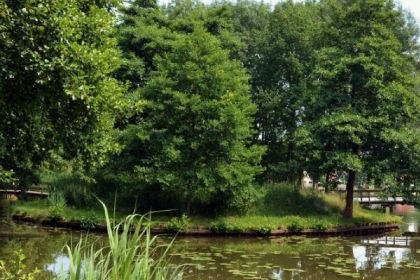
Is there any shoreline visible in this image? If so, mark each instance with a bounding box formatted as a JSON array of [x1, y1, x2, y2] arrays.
[[11, 213, 400, 237]]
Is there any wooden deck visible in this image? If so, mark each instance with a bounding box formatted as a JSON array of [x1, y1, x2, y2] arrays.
[[0, 189, 48, 198], [337, 189, 416, 206]]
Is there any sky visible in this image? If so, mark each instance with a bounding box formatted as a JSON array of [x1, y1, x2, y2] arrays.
[[398, 0, 420, 24]]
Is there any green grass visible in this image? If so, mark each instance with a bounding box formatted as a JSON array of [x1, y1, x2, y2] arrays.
[[150, 208, 400, 233], [208, 186, 402, 233], [206, 211, 400, 233], [10, 199, 127, 224]]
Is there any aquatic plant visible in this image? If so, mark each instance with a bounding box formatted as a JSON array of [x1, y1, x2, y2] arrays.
[[0, 249, 40, 280], [56, 201, 182, 280]]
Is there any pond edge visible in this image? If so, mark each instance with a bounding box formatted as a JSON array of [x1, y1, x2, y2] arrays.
[[11, 214, 400, 237]]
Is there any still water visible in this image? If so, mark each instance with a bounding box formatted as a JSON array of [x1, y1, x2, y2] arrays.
[[0, 201, 419, 280]]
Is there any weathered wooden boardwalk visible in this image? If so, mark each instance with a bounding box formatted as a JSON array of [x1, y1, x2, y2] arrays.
[[337, 189, 416, 206], [0, 189, 48, 199], [355, 190, 413, 206]]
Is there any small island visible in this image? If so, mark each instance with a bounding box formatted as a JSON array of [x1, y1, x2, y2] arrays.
[[0, 0, 419, 279]]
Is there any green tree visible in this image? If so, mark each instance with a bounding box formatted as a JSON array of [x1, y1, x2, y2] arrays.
[[116, 0, 247, 93], [300, 0, 419, 217], [230, 0, 271, 69], [116, 0, 176, 89], [0, 0, 124, 188], [130, 28, 265, 213], [250, 1, 321, 182]]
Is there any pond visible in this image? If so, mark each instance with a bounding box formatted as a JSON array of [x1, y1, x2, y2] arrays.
[[1, 201, 420, 280]]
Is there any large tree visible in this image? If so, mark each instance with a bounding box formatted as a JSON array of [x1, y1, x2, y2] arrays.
[[0, 0, 124, 188], [300, 0, 419, 217], [116, 0, 176, 89], [127, 28, 265, 213], [250, 1, 321, 182], [116, 0, 246, 91]]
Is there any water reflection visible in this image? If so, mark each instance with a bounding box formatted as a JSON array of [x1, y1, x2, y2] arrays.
[[271, 269, 283, 280], [353, 246, 368, 270], [0, 202, 420, 279], [354, 236, 414, 271], [393, 205, 419, 233], [0, 234, 419, 280], [45, 255, 70, 276]]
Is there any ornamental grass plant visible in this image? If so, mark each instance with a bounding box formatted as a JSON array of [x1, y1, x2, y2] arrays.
[[56, 201, 182, 280]]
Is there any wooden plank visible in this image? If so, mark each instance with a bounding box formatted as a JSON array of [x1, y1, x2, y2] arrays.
[[0, 189, 48, 198]]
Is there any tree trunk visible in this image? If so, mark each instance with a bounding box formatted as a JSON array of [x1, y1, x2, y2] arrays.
[[186, 197, 192, 216], [287, 142, 294, 159], [325, 172, 330, 193], [344, 170, 356, 218], [297, 171, 304, 191]]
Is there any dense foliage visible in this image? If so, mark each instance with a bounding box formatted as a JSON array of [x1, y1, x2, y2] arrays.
[[298, 0, 420, 217], [1, 0, 418, 218], [0, 0, 125, 188]]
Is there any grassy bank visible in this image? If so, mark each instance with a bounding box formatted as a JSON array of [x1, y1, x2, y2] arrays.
[[9, 186, 401, 234]]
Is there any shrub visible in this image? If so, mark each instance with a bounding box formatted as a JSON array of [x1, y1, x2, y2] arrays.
[[165, 214, 191, 232], [255, 225, 272, 235], [286, 218, 304, 233], [228, 185, 266, 215], [210, 218, 235, 233], [312, 223, 328, 231], [80, 212, 100, 229], [47, 189, 66, 220]]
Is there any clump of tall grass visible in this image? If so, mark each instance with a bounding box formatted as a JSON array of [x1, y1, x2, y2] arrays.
[[56, 201, 182, 280], [320, 191, 346, 211], [260, 183, 340, 215], [47, 188, 67, 220]]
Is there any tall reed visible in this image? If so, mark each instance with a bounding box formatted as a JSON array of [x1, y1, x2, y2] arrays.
[[56, 201, 182, 280]]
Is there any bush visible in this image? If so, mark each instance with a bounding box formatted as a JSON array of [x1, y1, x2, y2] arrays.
[[255, 225, 272, 235], [312, 223, 328, 231], [286, 218, 304, 233], [228, 185, 266, 215], [165, 214, 191, 232], [47, 189, 66, 220], [0, 167, 17, 186], [210, 218, 236, 233], [80, 212, 100, 229]]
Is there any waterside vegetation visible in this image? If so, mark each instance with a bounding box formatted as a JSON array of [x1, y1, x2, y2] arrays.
[[55, 201, 182, 280], [10, 184, 400, 235], [0, 0, 418, 235]]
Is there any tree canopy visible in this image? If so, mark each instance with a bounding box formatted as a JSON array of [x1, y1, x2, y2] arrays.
[[0, 0, 125, 187], [298, 0, 420, 217], [0, 0, 418, 217], [105, 26, 265, 213]]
